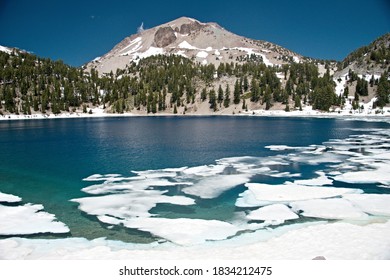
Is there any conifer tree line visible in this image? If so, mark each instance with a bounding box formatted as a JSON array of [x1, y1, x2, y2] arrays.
[[0, 48, 389, 116]]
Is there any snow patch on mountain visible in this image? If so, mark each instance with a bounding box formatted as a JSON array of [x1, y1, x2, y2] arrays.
[[178, 41, 198, 50], [196, 51, 208, 58], [0, 45, 13, 54]]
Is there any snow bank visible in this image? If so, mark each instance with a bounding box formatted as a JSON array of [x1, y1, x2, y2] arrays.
[[120, 37, 143, 56], [196, 51, 208, 58], [178, 41, 198, 50], [135, 47, 164, 60]]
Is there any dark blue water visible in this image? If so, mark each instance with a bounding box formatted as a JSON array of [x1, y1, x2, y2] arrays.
[[0, 116, 389, 242]]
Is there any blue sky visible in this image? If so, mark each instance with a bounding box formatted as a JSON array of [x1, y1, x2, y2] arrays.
[[0, 0, 389, 66]]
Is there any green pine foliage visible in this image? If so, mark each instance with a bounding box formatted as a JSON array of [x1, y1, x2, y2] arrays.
[[1, 46, 388, 116]]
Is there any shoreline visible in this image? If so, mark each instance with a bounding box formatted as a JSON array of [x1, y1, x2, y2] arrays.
[[1, 108, 390, 122]]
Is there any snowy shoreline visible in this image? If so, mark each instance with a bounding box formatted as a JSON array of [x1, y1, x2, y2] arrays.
[[1, 220, 390, 260], [1, 106, 390, 122]]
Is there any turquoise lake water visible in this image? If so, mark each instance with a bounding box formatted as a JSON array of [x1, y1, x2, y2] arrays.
[[1, 116, 389, 243]]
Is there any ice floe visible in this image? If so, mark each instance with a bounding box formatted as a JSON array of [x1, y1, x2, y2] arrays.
[[293, 171, 333, 186], [82, 173, 126, 182], [247, 204, 299, 223], [0, 204, 69, 235], [182, 174, 250, 199], [290, 198, 368, 220], [71, 191, 195, 220], [0, 192, 22, 203], [236, 183, 362, 207], [343, 194, 390, 216], [265, 145, 302, 151], [121, 218, 240, 245], [333, 160, 390, 186]]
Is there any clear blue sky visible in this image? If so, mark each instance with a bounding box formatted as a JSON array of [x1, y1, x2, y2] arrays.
[[1, 0, 389, 66]]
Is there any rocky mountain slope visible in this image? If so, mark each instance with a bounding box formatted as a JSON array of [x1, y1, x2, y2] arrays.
[[337, 33, 390, 76], [332, 33, 390, 109], [86, 17, 302, 75]]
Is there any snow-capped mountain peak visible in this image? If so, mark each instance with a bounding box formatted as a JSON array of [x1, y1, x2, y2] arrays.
[[86, 16, 301, 74]]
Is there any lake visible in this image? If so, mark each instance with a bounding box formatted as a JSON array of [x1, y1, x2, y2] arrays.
[[1, 116, 390, 252]]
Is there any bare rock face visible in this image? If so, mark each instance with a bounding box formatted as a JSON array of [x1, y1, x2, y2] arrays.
[[179, 21, 202, 34], [154, 27, 177, 47]]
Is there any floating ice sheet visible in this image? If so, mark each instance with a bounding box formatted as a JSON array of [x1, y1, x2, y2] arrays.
[[0, 204, 69, 235], [0, 192, 22, 203], [122, 218, 240, 245], [294, 171, 333, 186], [247, 204, 299, 223], [290, 198, 368, 220], [182, 174, 250, 199], [81, 177, 191, 195], [265, 145, 302, 151], [343, 194, 390, 216], [236, 183, 362, 207], [71, 191, 195, 219], [82, 174, 124, 181], [333, 161, 390, 186]]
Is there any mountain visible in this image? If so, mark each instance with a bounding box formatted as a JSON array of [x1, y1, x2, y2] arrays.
[[333, 33, 390, 108], [338, 33, 390, 76], [86, 16, 302, 74], [1, 19, 389, 119]]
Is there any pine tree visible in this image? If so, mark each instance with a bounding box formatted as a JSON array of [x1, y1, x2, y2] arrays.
[[201, 88, 207, 101], [376, 72, 390, 107], [264, 86, 272, 110], [294, 95, 301, 109], [209, 89, 216, 110], [223, 84, 230, 108], [243, 76, 249, 92], [217, 85, 224, 105], [233, 80, 241, 104], [250, 79, 260, 102], [151, 93, 157, 114], [242, 99, 246, 110], [344, 86, 349, 98]]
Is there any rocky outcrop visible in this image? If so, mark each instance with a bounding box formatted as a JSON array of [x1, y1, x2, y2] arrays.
[[179, 21, 202, 34], [154, 27, 176, 48]]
